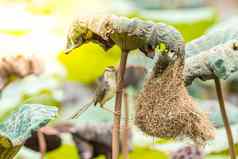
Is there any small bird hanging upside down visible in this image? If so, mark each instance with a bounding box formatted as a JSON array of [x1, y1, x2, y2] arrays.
[[71, 66, 117, 118]]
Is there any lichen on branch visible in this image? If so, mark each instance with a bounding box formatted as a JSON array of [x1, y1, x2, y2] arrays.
[[0, 55, 42, 90]]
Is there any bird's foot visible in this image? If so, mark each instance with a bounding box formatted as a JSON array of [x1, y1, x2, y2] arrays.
[[101, 107, 120, 116]]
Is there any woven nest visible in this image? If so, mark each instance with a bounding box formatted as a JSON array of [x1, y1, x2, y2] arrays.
[[135, 55, 215, 145]]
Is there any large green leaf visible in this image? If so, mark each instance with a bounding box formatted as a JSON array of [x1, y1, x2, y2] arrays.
[[184, 18, 238, 85], [0, 75, 62, 121], [135, 7, 217, 42], [65, 15, 183, 58], [186, 18, 238, 57], [0, 104, 58, 159], [111, 0, 217, 42]]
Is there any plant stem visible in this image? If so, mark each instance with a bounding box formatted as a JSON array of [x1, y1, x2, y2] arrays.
[[214, 78, 236, 159], [122, 90, 129, 159], [37, 130, 46, 159], [112, 50, 129, 159]]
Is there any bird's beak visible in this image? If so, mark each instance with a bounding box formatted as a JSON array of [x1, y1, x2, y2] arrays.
[[64, 47, 74, 54], [64, 35, 84, 54], [64, 39, 75, 54], [64, 42, 81, 54]]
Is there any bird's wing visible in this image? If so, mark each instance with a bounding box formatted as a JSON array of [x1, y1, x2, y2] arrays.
[[94, 79, 109, 106]]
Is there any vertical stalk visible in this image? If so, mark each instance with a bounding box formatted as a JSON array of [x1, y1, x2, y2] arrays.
[[122, 90, 129, 159], [214, 78, 236, 159], [112, 50, 129, 159], [37, 130, 46, 159]]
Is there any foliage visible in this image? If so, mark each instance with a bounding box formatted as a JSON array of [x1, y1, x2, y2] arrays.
[[46, 144, 79, 159], [0, 55, 42, 91], [0, 75, 62, 122], [62, 14, 186, 84], [184, 18, 238, 85], [133, 8, 218, 42], [58, 44, 120, 84], [124, 147, 168, 159], [0, 104, 58, 159], [46, 145, 169, 159], [186, 18, 238, 57], [199, 100, 238, 128], [134, 0, 207, 9], [112, 1, 217, 42], [1, 1, 238, 158]]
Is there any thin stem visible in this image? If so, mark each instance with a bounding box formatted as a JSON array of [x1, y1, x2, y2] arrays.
[[112, 50, 129, 159], [122, 90, 129, 159], [37, 130, 46, 159], [214, 78, 236, 159]]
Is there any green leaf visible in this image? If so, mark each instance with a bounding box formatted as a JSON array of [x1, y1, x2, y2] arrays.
[[65, 15, 184, 59], [184, 40, 238, 85], [135, 7, 217, 42], [0, 75, 61, 121], [46, 144, 78, 159], [184, 18, 238, 84], [186, 18, 238, 57], [0, 104, 58, 159]]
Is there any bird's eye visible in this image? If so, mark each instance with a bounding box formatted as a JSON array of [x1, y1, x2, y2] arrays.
[[170, 49, 175, 53]]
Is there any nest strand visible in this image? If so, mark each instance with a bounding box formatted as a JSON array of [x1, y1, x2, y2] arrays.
[[135, 53, 215, 145]]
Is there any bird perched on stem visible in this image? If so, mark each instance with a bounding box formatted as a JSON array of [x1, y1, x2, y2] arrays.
[[71, 66, 117, 118]]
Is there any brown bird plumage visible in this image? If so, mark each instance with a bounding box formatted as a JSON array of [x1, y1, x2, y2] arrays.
[[71, 66, 117, 118]]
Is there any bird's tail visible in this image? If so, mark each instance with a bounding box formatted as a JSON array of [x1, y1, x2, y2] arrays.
[[70, 100, 94, 119]]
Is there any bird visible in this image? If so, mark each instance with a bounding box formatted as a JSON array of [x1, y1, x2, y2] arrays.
[[71, 66, 117, 119]]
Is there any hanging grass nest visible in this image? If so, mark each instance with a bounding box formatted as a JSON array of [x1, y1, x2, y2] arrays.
[[135, 39, 215, 145]]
